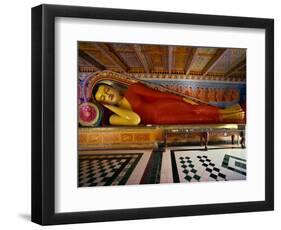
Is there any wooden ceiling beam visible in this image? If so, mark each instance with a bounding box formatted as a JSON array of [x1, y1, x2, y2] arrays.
[[78, 49, 106, 70], [79, 42, 97, 51], [185, 48, 198, 75], [94, 43, 128, 72], [201, 48, 227, 76], [168, 46, 174, 74], [225, 58, 246, 78], [134, 44, 151, 73]]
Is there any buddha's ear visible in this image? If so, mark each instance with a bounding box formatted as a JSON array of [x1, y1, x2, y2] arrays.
[[94, 87, 102, 101], [92, 84, 105, 101]]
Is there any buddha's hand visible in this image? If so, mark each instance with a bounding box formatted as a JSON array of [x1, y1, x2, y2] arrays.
[[103, 104, 141, 126], [182, 97, 199, 105]]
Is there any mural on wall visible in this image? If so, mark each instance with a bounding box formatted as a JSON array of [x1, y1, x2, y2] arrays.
[[143, 79, 246, 108], [79, 72, 246, 108]]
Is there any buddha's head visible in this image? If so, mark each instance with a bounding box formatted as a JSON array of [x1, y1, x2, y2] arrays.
[[94, 84, 122, 105]]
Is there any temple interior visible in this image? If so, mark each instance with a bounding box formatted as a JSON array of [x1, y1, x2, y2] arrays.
[[78, 42, 247, 187]]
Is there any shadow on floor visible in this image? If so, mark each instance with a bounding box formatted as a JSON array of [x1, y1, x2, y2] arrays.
[[18, 213, 31, 222]]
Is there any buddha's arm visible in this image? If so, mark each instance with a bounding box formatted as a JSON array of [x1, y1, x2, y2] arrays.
[[103, 104, 141, 125], [182, 97, 199, 105]]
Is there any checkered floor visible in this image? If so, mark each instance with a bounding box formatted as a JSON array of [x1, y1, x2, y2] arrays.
[[79, 146, 246, 187], [79, 149, 152, 187], [162, 146, 246, 183]]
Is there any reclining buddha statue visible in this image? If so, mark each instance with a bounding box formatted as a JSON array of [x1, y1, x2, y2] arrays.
[[94, 82, 245, 126]]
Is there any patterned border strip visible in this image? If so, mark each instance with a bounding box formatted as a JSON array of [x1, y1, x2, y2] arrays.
[[222, 154, 246, 176]]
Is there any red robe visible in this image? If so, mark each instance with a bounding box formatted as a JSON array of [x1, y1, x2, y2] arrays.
[[124, 83, 220, 124]]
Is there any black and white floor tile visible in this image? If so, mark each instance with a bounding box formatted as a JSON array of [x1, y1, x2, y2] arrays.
[[79, 149, 152, 187], [79, 146, 246, 187], [161, 146, 246, 183]]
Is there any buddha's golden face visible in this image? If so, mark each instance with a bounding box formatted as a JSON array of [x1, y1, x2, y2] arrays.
[[95, 85, 122, 105]]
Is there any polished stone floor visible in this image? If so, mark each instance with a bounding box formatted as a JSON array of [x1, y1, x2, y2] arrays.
[[78, 145, 246, 187]]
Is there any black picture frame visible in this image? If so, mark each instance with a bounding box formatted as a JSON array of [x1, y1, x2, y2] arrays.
[[31, 4, 274, 225]]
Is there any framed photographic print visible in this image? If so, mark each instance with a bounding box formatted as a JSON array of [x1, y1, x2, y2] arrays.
[[31, 4, 274, 225]]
